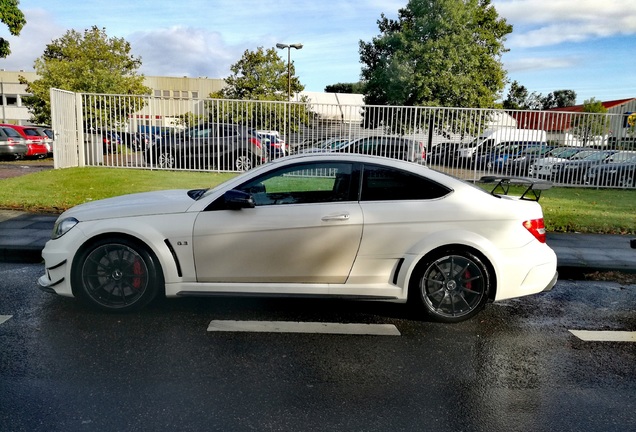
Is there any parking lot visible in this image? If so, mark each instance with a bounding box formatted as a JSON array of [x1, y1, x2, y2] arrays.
[[1, 261, 635, 431]]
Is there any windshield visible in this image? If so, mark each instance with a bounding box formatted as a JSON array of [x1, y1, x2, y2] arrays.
[[607, 152, 636, 163], [570, 150, 597, 160]]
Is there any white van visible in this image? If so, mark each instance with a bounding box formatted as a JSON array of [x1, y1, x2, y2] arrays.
[[457, 128, 547, 161]]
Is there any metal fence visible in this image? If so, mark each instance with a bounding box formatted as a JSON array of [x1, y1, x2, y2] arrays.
[[50, 89, 636, 189]]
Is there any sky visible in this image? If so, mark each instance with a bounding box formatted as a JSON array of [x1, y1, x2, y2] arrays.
[[1, 0, 635, 105]]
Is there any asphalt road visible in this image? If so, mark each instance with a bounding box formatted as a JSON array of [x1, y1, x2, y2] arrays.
[[1, 262, 635, 432]]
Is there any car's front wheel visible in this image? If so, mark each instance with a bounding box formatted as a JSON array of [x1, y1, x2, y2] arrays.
[[71, 237, 164, 312], [156, 150, 176, 169], [410, 249, 491, 323]]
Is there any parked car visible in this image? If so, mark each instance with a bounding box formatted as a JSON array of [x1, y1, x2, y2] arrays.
[[0, 125, 27, 160], [38, 154, 558, 323], [144, 123, 267, 171], [257, 130, 286, 159], [504, 145, 554, 176], [476, 141, 545, 171], [29, 126, 55, 156], [529, 147, 594, 178], [305, 136, 426, 163], [427, 142, 461, 166], [101, 131, 121, 154], [1, 124, 48, 158], [551, 150, 618, 184], [584, 152, 636, 187]]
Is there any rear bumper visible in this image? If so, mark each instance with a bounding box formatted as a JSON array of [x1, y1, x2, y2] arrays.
[[542, 271, 559, 292]]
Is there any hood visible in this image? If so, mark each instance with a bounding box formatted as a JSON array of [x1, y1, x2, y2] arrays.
[[61, 189, 197, 222]]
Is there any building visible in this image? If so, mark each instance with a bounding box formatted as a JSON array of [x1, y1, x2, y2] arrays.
[[0, 70, 226, 125]]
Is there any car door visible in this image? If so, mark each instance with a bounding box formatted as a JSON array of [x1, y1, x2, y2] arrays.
[[192, 161, 363, 283]]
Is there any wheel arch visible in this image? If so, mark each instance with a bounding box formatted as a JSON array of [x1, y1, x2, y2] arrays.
[[70, 231, 168, 298], [397, 231, 502, 302], [406, 243, 498, 302]]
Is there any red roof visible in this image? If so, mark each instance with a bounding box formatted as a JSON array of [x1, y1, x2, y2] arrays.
[[510, 98, 636, 131]]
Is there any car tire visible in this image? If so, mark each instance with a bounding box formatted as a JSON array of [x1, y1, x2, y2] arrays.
[[233, 152, 255, 171], [618, 175, 634, 188], [156, 149, 176, 169], [71, 237, 164, 312], [410, 248, 491, 323]]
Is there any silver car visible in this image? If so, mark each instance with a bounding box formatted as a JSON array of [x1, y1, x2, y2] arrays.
[[0, 126, 27, 160]]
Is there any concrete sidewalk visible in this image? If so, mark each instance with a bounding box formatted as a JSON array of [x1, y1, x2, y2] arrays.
[[0, 210, 635, 275]]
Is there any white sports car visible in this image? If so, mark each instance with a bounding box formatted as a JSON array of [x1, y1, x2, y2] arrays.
[[38, 154, 557, 323]]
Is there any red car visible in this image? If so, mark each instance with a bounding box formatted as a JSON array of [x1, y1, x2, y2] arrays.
[[1, 124, 49, 158]]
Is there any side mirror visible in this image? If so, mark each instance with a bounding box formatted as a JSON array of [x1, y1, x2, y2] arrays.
[[224, 190, 255, 210]]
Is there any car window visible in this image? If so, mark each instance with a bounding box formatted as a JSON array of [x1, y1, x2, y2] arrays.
[[236, 162, 355, 206], [361, 164, 451, 201], [24, 129, 40, 137], [1, 127, 21, 138]]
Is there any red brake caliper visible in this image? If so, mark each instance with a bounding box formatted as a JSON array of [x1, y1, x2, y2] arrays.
[[132, 258, 143, 289]]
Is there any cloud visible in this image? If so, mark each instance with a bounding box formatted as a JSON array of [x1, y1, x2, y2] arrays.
[[0, 9, 65, 70], [128, 27, 240, 78], [495, 0, 636, 47], [505, 55, 582, 72]]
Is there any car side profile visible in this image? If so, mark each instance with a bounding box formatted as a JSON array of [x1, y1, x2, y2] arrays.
[[145, 123, 266, 171], [39, 154, 557, 323]]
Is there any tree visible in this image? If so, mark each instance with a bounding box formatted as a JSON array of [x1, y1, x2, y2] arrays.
[[570, 98, 610, 145], [359, 0, 512, 114], [0, 0, 26, 58], [503, 81, 542, 110], [541, 90, 577, 109], [209, 47, 308, 133], [324, 82, 365, 94], [20, 26, 150, 125], [211, 47, 303, 101]]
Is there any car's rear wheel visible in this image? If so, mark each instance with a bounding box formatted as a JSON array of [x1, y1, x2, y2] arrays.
[[72, 237, 163, 312], [410, 249, 491, 323], [233, 152, 255, 171]]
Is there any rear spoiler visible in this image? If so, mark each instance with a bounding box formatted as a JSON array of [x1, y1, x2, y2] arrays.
[[479, 176, 552, 202]]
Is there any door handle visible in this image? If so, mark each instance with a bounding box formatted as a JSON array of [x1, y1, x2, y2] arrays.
[[321, 213, 350, 221]]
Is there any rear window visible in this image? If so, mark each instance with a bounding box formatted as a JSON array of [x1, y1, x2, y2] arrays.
[[361, 164, 451, 201], [1, 127, 21, 138], [23, 129, 40, 137]]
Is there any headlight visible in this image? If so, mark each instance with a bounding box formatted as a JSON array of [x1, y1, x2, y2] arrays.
[[52, 217, 79, 239]]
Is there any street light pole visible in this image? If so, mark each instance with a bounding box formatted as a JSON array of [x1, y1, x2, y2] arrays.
[[276, 43, 303, 101]]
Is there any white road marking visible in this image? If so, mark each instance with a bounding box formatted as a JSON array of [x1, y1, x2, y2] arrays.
[[207, 320, 401, 336], [569, 330, 636, 342], [0, 315, 12, 325]]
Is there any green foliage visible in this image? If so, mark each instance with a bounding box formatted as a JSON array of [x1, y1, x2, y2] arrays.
[[541, 90, 577, 109], [570, 98, 610, 145], [503, 81, 542, 110], [0, 0, 26, 57], [211, 47, 303, 101], [360, 0, 512, 111], [208, 46, 310, 132], [503, 82, 577, 110], [19, 26, 151, 125], [324, 82, 365, 94]]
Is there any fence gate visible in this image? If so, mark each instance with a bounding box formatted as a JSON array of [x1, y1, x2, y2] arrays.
[[50, 88, 82, 169]]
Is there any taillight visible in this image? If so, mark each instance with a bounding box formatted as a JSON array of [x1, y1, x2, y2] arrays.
[[250, 137, 262, 148], [418, 142, 426, 159], [523, 218, 546, 243]]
